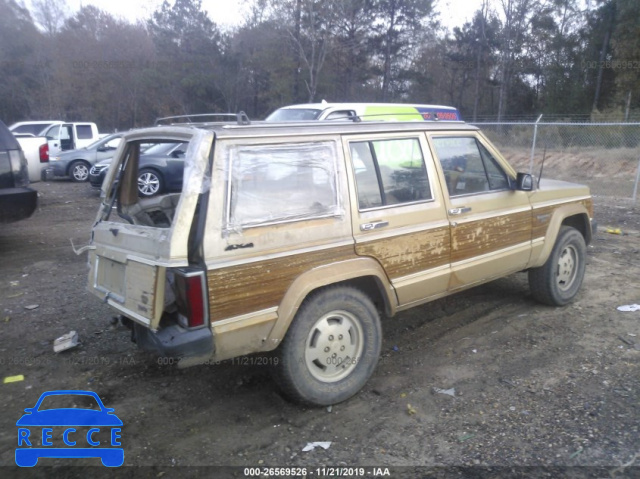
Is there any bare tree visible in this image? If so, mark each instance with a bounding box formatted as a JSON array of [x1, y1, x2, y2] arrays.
[[496, 0, 536, 121], [31, 0, 67, 35], [473, 0, 491, 122], [276, 0, 338, 102]]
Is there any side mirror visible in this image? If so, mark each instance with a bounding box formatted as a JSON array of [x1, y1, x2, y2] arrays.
[[515, 172, 533, 191], [171, 150, 184, 158]]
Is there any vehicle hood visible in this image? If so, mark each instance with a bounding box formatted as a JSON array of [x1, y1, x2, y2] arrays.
[[95, 158, 113, 167]]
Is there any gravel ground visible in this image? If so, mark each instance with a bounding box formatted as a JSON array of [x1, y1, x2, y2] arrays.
[[0, 181, 639, 479]]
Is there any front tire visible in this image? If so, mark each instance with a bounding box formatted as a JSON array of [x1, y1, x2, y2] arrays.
[[69, 161, 90, 182], [529, 226, 586, 306], [272, 286, 382, 406]]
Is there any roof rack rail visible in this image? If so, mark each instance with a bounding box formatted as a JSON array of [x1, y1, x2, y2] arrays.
[[155, 112, 250, 126]]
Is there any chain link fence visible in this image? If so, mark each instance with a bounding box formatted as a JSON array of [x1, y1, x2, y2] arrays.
[[472, 122, 640, 201]]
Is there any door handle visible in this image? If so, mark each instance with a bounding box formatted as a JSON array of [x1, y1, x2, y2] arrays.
[[449, 207, 472, 215], [360, 221, 389, 231]]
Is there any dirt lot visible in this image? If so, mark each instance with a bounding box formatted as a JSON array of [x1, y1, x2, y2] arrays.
[[1, 181, 639, 478]]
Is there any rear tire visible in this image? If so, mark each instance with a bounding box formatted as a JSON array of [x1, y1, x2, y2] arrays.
[[529, 226, 586, 306], [272, 286, 382, 406]]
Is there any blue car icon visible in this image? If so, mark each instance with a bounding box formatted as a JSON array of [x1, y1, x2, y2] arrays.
[[16, 390, 123, 467]]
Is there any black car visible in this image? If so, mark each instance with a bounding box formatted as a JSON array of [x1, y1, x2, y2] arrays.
[[89, 142, 187, 197], [0, 120, 37, 223]]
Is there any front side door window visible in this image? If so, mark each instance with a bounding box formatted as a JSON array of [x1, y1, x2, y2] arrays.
[[431, 137, 509, 196]]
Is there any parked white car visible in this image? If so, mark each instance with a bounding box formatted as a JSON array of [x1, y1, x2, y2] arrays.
[[14, 136, 49, 182], [9, 121, 62, 137]]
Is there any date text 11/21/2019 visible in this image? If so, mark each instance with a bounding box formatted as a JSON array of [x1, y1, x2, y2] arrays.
[[243, 467, 391, 477]]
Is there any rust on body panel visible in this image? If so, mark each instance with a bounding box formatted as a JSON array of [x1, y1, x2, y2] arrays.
[[451, 210, 531, 263], [355, 226, 450, 279], [207, 245, 358, 322]]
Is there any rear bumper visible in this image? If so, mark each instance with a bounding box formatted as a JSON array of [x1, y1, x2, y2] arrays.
[[0, 187, 37, 223], [41, 162, 67, 180], [133, 322, 214, 366]]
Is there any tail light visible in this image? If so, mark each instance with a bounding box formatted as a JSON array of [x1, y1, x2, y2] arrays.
[[9, 150, 29, 187], [39, 143, 49, 163], [174, 269, 207, 329]]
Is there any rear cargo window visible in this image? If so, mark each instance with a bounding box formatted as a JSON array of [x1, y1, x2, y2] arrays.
[[225, 141, 341, 231]]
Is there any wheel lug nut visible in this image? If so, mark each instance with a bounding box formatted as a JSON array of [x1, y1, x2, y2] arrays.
[[340, 346, 345, 351], [328, 335, 334, 341], [332, 353, 337, 358], [338, 335, 343, 340], [324, 347, 330, 353]]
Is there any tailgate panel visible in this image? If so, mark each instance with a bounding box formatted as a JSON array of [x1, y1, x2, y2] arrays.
[[91, 253, 163, 327]]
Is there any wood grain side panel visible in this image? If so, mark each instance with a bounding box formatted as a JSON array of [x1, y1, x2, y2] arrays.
[[532, 199, 593, 239], [451, 210, 531, 263], [207, 246, 357, 322], [532, 205, 556, 239], [355, 226, 450, 279]]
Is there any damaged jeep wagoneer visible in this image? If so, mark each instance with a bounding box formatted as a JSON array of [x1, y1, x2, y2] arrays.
[[87, 114, 595, 406]]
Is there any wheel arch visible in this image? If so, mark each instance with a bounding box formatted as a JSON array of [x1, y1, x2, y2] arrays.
[[139, 165, 164, 178], [67, 158, 90, 175], [264, 257, 396, 351], [530, 203, 592, 268], [562, 214, 592, 245]]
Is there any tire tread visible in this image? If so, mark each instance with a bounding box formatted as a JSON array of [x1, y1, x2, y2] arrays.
[[529, 226, 586, 306], [272, 285, 381, 406]]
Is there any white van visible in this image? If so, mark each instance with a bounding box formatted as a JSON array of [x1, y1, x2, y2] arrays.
[[265, 102, 462, 122]]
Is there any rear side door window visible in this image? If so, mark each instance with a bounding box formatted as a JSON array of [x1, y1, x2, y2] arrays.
[[350, 138, 432, 210], [324, 110, 356, 120]]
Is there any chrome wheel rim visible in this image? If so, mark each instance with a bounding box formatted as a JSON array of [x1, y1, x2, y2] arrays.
[[73, 164, 89, 181], [138, 172, 160, 196], [304, 310, 364, 383], [556, 244, 579, 291]]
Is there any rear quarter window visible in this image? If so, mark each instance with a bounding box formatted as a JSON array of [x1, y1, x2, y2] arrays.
[[76, 125, 94, 139], [224, 141, 341, 232]]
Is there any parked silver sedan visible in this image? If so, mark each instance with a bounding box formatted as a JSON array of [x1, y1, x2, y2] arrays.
[[43, 133, 122, 182]]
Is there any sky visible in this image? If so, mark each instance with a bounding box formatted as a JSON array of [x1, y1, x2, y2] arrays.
[[26, 0, 484, 31]]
